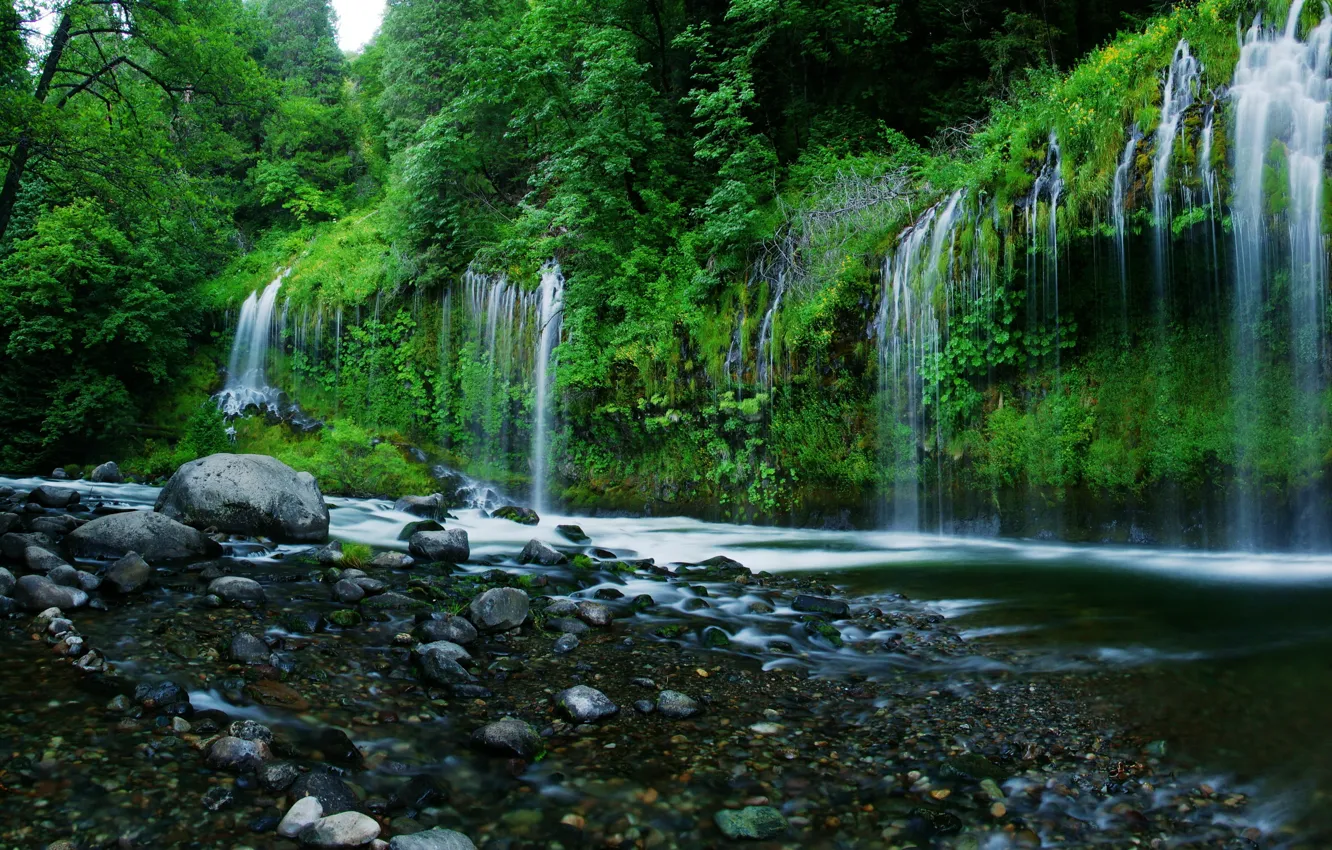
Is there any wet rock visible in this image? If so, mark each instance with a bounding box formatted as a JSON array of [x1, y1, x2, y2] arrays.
[[300, 811, 381, 847], [329, 610, 363, 627], [230, 632, 271, 664], [67, 510, 220, 561], [27, 486, 79, 509], [14, 575, 86, 610], [316, 541, 344, 564], [202, 786, 234, 811], [397, 520, 442, 541], [90, 461, 124, 483], [556, 685, 619, 723], [261, 761, 301, 792], [208, 575, 266, 605], [50, 468, 69, 480], [387, 775, 448, 813], [408, 529, 469, 563], [714, 806, 787, 840], [207, 736, 271, 772], [0, 531, 52, 561], [229, 719, 274, 744], [633, 699, 654, 714], [369, 551, 413, 569], [395, 494, 444, 518], [593, 587, 624, 600], [631, 594, 655, 610], [418, 641, 475, 685], [546, 617, 589, 636], [939, 753, 1009, 783], [245, 679, 311, 710], [553, 634, 579, 654], [703, 626, 732, 648], [518, 539, 566, 566], [30, 515, 81, 536], [0, 567, 13, 597], [333, 579, 365, 604], [388, 828, 477, 850], [25, 546, 68, 574], [361, 592, 431, 613], [792, 594, 850, 617], [575, 600, 612, 627], [48, 565, 80, 587], [105, 552, 153, 593], [417, 614, 477, 645], [291, 772, 359, 815], [471, 717, 541, 759], [493, 505, 539, 525], [135, 680, 189, 711], [351, 577, 387, 594], [468, 587, 529, 632], [156, 453, 330, 542], [317, 728, 365, 768], [279, 796, 325, 838], [555, 524, 589, 543], [0, 513, 17, 536], [656, 690, 701, 719], [907, 808, 962, 839]]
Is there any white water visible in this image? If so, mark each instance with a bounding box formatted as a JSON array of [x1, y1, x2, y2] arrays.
[[216, 274, 285, 416], [1152, 40, 1201, 306], [755, 260, 786, 389], [1111, 126, 1141, 308], [531, 263, 565, 513], [1230, 0, 1332, 548], [1025, 132, 1063, 352]]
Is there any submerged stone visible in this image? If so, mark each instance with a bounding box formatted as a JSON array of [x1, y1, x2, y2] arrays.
[[714, 806, 787, 840]]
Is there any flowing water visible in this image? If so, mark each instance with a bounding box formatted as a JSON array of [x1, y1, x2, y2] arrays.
[[217, 274, 286, 416], [1111, 126, 1140, 324], [1152, 40, 1201, 310], [531, 263, 565, 513]]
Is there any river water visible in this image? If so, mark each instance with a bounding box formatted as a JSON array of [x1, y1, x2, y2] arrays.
[[3, 473, 1331, 845]]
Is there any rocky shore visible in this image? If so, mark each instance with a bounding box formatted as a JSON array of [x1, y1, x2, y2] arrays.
[[0, 457, 1292, 849]]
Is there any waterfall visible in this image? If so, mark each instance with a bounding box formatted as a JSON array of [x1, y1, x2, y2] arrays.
[[876, 190, 966, 530], [216, 273, 285, 416], [755, 261, 786, 389], [1112, 127, 1141, 318], [1025, 133, 1063, 358], [1153, 40, 1202, 306], [531, 262, 565, 513], [1230, 0, 1332, 548]]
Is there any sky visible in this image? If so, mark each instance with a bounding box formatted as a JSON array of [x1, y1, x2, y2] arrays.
[[332, 0, 387, 52]]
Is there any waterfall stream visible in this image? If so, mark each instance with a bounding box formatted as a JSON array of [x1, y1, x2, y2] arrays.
[[216, 273, 285, 416], [531, 263, 565, 513]]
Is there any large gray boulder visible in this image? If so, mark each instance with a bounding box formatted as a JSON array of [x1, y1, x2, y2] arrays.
[[14, 574, 87, 611], [66, 510, 219, 562], [27, 486, 79, 509], [155, 454, 329, 543], [90, 462, 124, 483], [468, 587, 529, 632], [408, 529, 469, 563]]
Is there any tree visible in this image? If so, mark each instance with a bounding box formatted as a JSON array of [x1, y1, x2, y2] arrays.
[[257, 0, 345, 101]]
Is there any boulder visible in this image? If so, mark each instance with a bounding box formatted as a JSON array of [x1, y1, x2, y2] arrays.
[[291, 772, 358, 815], [394, 494, 443, 518], [389, 829, 477, 850], [1, 532, 54, 561], [208, 576, 266, 605], [656, 690, 701, 719], [332, 580, 364, 604], [0, 567, 13, 597], [792, 594, 851, 617], [154, 453, 329, 543], [27, 486, 79, 509], [408, 529, 469, 563], [25, 546, 68, 574], [50, 468, 69, 480], [396, 520, 442, 541], [278, 796, 324, 839], [470, 717, 541, 759], [13, 575, 86, 611], [555, 524, 589, 543], [105, 552, 153, 593], [519, 539, 566, 566], [90, 462, 124, 483], [492, 505, 539, 525], [30, 515, 81, 537], [66, 511, 219, 562], [575, 601, 613, 627], [207, 736, 270, 772], [418, 642, 475, 685], [468, 587, 529, 632], [555, 685, 619, 723], [229, 632, 271, 664], [0, 513, 18, 536], [417, 614, 477, 645]]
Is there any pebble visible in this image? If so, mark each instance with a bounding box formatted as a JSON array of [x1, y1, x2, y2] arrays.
[[553, 634, 579, 654], [714, 806, 788, 839], [279, 796, 325, 838], [657, 690, 701, 719], [300, 811, 381, 847], [387, 828, 477, 850], [471, 717, 542, 759], [555, 685, 619, 723]]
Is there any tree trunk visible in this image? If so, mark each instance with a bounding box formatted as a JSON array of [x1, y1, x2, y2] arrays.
[[0, 10, 72, 243]]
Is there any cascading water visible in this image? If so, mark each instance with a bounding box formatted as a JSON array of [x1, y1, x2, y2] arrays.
[[1230, 0, 1332, 549], [1025, 133, 1064, 365], [216, 273, 286, 416], [1112, 127, 1141, 321], [458, 270, 538, 474], [1152, 41, 1202, 308], [755, 261, 786, 389], [531, 263, 565, 513]]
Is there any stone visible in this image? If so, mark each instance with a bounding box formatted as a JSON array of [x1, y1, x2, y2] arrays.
[[90, 461, 124, 483], [25, 546, 68, 573], [291, 772, 359, 815], [418, 643, 475, 686], [105, 552, 153, 593], [0, 567, 13, 597], [714, 806, 787, 840], [27, 486, 79, 509], [67, 510, 220, 561], [0, 531, 52, 562], [208, 575, 266, 605], [408, 529, 469, 563], [202, 786, 234, 811], [388, 829, 477, 850], [791, 594, 850, 617], [555, 685, 619, 723], [260, 761, 301, 792], [135, 680, 189, 710], [351, 577, 386, 594], [633, 699, 654, 714], [518, 538, 566, 566], [575, 600, 613, 627], [48, 565, 80, 587], [230, 632, 271, 664], [361, 592, 430, 613], [396, 520, 443, 541], [245, 679, 310, 710], [13, 575, 86, 611], [656, 690, 701, 719], [417, 614, 477, 645], [369, 551, 413, 569], [492, 505, 539, 525], [471, 717, 541, 759], [0, 513, 18, 536], [50, 468, 69, 480], [316, 541, 344, 564], [279, 796, 325, 838], [207, 736, 271, 772], [30, 515, 81, 536], [300, 811, 381, 847], [394, 494, 444, 518], [155, 453, 330, 542], [553, 634, 579, 654], [555, 524, 589, 543], [703, 626, 731, 648], [333, 579, 365, 604], [468, 587, 529, 632], [316, 728, 364, 768]]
